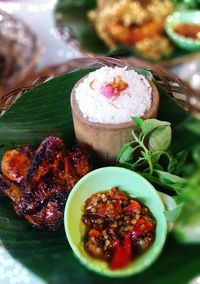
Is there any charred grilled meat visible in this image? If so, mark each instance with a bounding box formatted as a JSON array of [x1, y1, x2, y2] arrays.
[[24, 193, 67, 231], [0, 136, 92, 231]]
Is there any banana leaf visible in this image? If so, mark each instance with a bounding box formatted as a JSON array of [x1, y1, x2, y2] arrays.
[[0, 68, 200, 284], [173, 0, 200, 9]]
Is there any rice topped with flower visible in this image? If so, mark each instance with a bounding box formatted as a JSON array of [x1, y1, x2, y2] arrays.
[[74, 66, 152, 124]]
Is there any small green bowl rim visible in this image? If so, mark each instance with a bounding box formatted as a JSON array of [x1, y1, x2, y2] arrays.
[[64, 167, 168, 277], [165, 11, 200, 49]]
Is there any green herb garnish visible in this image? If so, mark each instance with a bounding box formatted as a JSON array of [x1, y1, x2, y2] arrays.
[[117, 117, 187, 192], [118, 117, 200, 239]]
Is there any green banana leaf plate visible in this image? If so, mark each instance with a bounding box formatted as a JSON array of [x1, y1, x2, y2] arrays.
[[0, 57, 200, 284], [55, 0, 200, 67]]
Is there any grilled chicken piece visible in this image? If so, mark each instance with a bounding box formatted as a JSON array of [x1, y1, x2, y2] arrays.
[[24, 193, 67, 231], [0, 136, 92, 231], [62, 153, 79, 191], [26, 136, 64, 187], [70, 144, 93, 177], [11, 137, 75, 217], [1, 145, 34, 184]]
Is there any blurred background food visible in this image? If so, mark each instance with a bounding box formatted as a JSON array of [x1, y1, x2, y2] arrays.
[[88, 0, 174, 60], [55, 0, 200, 66], [165, 10, 200, 52], [0, 10, 39, 94], [0, 0, 200, 93]]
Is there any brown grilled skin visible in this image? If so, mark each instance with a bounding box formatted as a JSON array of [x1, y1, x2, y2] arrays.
[[70, 144, 93, 178], [0, 136, 92, 231]]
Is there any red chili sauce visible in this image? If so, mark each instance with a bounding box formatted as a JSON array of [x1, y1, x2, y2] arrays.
[[81, 187, 156, 270], [174, 23, 200, 40]]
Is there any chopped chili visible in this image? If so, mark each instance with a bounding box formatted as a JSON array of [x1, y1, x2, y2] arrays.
[[81, 187, 156, 270]]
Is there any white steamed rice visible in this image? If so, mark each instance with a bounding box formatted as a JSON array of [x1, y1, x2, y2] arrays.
[[74, 66, 152, 124]]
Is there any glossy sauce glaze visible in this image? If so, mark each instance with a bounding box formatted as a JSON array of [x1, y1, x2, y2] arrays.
[[81, 187, 156, 270], [1, 148, 32, 183]]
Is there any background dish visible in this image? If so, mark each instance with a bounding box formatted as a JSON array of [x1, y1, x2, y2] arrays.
[[55, 0, 200, 67]]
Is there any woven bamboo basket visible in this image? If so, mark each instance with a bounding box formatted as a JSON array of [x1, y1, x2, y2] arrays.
[[0, 57, 199, 120]]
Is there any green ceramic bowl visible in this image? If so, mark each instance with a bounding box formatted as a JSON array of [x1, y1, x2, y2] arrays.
[[165, 11, 200, 51], [64, 167, 168, 277]]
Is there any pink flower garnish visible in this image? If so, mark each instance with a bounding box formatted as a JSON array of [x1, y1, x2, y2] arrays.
[[101, 77, 128, 99], [101, 85, 113, 99]]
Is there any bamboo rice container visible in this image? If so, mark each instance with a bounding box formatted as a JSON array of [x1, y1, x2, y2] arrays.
[[71, 76, 159, 163]]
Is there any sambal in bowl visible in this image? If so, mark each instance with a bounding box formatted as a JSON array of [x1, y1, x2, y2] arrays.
[[64, 167, 167, 277]]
